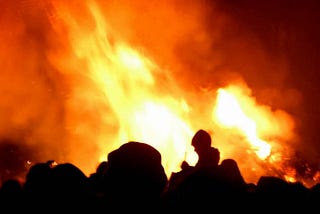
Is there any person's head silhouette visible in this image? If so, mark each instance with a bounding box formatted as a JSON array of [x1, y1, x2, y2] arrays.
[[191, 129, 220, 167], [191, 129, 211, 152]]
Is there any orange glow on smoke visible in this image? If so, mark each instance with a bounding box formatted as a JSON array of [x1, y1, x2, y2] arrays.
[[49, 0, 197, 175], [46, 0, 301, 185], [3, 0, 318, 187]]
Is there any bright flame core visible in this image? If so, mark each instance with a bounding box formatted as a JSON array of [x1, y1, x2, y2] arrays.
[[49, 1, 196, 175], [36, 0, 312, 187], [214, 88, 271, 159]]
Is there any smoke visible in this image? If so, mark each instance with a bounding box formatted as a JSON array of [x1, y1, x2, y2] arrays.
[[0, 0, 69, 180], [0, 0, 319, 184], [206, 0, 320, 165], [95, 0, 320, 175]]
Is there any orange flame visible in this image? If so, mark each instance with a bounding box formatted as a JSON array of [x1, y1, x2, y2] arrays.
[[211, 85, 302, 185], [214, 88, 271, 159], [48, 0, 198, 176], [43, 0, 314, 186]]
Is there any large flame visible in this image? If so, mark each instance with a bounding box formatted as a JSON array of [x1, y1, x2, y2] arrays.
[[1, 0, 319, 187], [214, 88, 271, 159], [46, 0, 312, 186], [48, 0, 197, 175], [211, 85, 302, 184]]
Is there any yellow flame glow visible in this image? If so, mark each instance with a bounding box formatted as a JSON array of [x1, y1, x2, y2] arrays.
[[47, 0, 301, 185], [50, 1, 196, 175], [214, 88, 271, 159]]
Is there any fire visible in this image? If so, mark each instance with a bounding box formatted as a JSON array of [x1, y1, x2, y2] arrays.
[[211, 85, 309, 185], [48, 0, 197, 176], [214, 88, 271, 159], [46, 0, 302, 184], [118, 46, 144, 70], [2, 0, 317, 187]]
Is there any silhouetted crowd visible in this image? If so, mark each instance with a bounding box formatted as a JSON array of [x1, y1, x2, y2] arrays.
[[0, 130, 319, 212]]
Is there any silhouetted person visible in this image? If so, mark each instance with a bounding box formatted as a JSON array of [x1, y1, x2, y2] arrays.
[[0, 178, 23, 210], [180, 129, 220, 169], [254, 176, 309, 211], [24, 161, 91, 211], [104, 141, 168, 211], [191, 129, 220, 168], [218, 158, 247, 192], [50, 163, 90, 204], [23, 161, 55, 211], [216, 158, 251, 211], [168, 129, 220, 191], [88, 161, 109, 197], [23, 162, 54, 200], [164, 129, 223, 210], [88, 161, 109, 210]]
